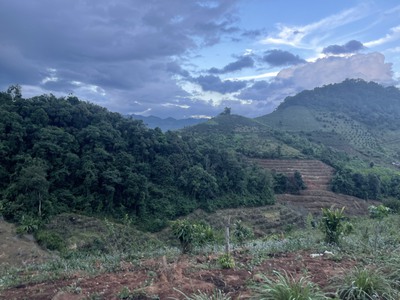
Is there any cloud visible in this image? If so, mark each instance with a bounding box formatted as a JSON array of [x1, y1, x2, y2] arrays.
[[364, 26, 400, 47], [237, 81, 272, 101], [262, 50, 306, 66], [238, 52, 395, 112], [323, 40, 365, 55], [193, 75, 247, 94], [0, 0, 240, 113], [278, 52, 394, 87], [261, 4, 368, 48], [208, 56, 254, 74]]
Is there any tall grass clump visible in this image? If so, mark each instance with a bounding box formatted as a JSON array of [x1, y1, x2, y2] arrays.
[[172, 288, 231, 300], [337, 267, 397, 299], [253, 271, 328, 300]]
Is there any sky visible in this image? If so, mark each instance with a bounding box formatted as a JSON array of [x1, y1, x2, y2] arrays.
[[1, 0, 399, 119]]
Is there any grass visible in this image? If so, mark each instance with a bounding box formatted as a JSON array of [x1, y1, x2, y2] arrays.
[[2, 213, 400, 298], [172, 288, 231, 300], [253, 271, 329, 300], [337, 267, 398, 299]]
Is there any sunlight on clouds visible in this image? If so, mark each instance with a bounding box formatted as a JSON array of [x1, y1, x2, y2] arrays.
[[72, 81, 106, 97], [41, 68, 58, 84], [180, 81, 224, 106], [161, 103, 190, 109], [227, 71, 278, 81]]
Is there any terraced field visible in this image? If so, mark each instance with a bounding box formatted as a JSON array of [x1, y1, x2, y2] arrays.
[[251, 159, 374, 216]]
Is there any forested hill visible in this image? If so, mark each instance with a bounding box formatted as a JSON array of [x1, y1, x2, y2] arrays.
[[257, 79, 400, 162], [0, 91, 274, 231], [259, 79, 400, 129]]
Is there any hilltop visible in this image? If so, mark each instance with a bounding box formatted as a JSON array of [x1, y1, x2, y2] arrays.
[[257, 79, 400, 163]]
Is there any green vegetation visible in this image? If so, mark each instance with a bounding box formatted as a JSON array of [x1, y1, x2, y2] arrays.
[[253, 271, 328, 300], [170, 219, 214, 254], [173, 288, 231, 300], [2, 213, 400, 298], [338, 267, 395, 299], [3, 80, 400, 298], [0, 91, 274, 231], [233, 220, 254, 245], [320, 207, 347, 245], [217, 253, 235, 269]]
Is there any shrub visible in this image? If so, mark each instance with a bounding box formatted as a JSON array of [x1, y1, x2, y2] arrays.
[[218, 253, 235, 269], [382, 198, 400, 213], [320, 207, 346, 245], [16, 215, 41, 235], [171, 219, 214, 254], [368, 205, 390, 219], [253, 271, 328, 300], [35, 230, 66, 251], [233, 220, 254, 246]]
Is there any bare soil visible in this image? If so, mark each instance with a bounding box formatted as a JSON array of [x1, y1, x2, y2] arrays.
[[0, 249, 356, 299]]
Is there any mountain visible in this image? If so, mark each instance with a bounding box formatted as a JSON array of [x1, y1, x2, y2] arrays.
[[183, 82, 400, 206], [257, 79, 400, 164], [128, 114, 207, 131]]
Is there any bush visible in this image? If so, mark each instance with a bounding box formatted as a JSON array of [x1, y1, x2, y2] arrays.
[[171, 219, 214, 254], [233, 220, 254, 246], [218, 253, 235, 269], [253, 271, 328, 300], [35, 230, 66, 251], [368, 205, 390, 219], [320, 207, 346, 245], [16, 215, 41, 235], [382, 198, 400, 213]]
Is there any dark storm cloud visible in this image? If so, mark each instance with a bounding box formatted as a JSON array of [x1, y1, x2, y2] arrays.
[[322, 40, 365, 55], [0, 0, 240, 115], [208, 56, 254, 74], [193, 75, 247, 94], [262, 50, 306, 66]]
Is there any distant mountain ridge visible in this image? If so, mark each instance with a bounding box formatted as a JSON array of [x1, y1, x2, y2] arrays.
[[128, 114, 208, 131]]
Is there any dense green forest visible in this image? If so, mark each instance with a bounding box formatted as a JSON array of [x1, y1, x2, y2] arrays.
[[0, 90, 274, 231]]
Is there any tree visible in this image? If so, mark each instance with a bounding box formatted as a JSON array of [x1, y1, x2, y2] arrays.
[[220, 107, 231, 115], [7, 84, 22, 101], [3, 158, 50, 220]]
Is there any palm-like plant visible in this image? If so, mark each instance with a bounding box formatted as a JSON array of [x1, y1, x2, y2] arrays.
[[320, 206, 346, 244]]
